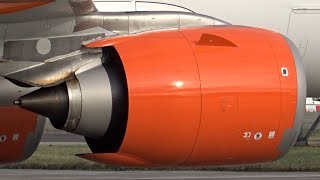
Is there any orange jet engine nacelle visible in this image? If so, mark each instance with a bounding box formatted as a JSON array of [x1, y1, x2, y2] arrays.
[[0, 107, 45, 164], [15, 26, 306, 167], [78, 27, 306, 167]]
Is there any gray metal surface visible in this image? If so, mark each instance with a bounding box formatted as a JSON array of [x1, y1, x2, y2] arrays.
[[277, 36, 307, 156], [63, 79, 82, 132], [75, 11, 228, 35], [0, 11, 226, 41], [0, 1, 96, 22], [1, 170, 320, 180], [70, 0, 98, 16], [0, 77, 38, 106], [73, 64, 113, 138], [286, 37, 307, 134], [23, 115, 46, 162], [3, 49, 103, 87], [4, 34, 104, 62]]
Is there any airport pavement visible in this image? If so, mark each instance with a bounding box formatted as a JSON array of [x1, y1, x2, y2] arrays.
[[41, 130, 85, 143], [1, 170, 320, 180]]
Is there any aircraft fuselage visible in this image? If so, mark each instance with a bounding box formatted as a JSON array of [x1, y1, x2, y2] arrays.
[[94, 0, 320, 96]]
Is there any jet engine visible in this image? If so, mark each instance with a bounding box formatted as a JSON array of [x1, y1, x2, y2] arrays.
[[0, 106, 45, 164], [16, 26, 306, 167]]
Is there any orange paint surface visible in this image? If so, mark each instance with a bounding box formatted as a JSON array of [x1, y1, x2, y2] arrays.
[[116, 30, 202, 166], [0, 107, 37, 163], [181, 27, 297, 165], [86, 36, 135, 48], [0, 1, 52, 14], [84, 27, 299, 167]]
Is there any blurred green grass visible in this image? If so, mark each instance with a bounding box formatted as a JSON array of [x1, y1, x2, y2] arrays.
[[0, 145, 108, 170], [307, 129, 320, 145], [2, 144, 320, 171]]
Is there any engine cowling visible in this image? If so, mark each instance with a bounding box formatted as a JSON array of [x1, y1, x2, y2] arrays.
[[17, 26, 306, 167], [0, 107, 45, 164]]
